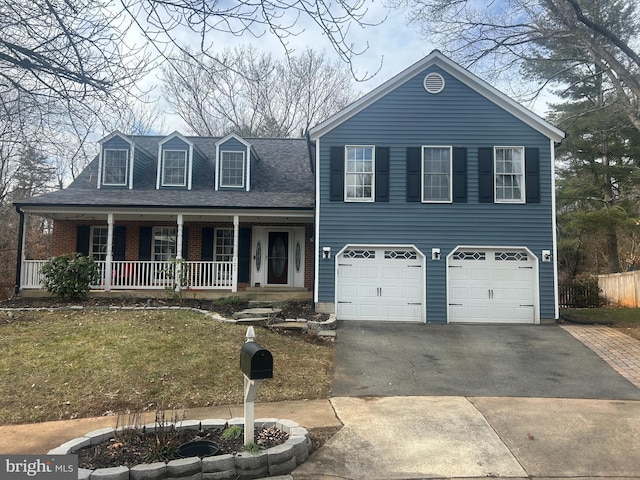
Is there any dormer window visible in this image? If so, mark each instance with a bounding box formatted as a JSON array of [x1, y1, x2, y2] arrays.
[[220, 151, 245, 188], [102, 149, 129, 186], [162, 150, 187, 187]]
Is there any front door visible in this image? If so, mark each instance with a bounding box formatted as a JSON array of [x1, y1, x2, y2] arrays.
[[268, 231, 289, 284]]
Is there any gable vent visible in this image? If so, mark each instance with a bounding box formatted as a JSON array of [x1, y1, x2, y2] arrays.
[[423, 73, 445, 94]]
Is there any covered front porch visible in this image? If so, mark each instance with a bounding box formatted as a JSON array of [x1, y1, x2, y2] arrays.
[[15, 206, 314, 295]]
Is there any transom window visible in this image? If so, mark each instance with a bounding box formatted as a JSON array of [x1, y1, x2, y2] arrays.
[[153, 227, 177, 262], [215, 229, 234, 262], [90, 226, 108, 261], [102, 149, 129, 186], [422, 146, 452, 202], [345, 146, 374, 201], [220, 151, 245, 188], [162, 150, 187, 186], [495, 147, 525, 203]]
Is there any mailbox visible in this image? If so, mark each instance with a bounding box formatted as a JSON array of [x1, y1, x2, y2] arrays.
[[240, 342, 273, 380]]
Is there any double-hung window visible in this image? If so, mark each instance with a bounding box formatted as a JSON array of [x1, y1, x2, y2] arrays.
[[90, 227, 109, 261], [214, 229, 234, 262], [220, 151, 245, 188], [162, 150, 187, 187], [153, 227, 177, 262], [102, 149, 129, 186], [495, 147, 525, 203], [422, 146, 452, 202], [345, 146, 374, 201]]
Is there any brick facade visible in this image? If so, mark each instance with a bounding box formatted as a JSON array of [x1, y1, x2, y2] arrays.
[[50, 219, 315, 291]]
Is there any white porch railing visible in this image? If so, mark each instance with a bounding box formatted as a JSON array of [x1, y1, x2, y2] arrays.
[[21, 259, 234, 291], [21, 260, 48, 288]]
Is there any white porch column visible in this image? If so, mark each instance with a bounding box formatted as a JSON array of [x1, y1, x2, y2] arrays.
[[176, 214, 184, 292], [232, 215, 239, 293], [104, 214, 114, 292]]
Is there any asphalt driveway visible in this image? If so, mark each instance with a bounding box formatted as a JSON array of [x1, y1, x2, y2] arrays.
[[331, 322, 640, 399]]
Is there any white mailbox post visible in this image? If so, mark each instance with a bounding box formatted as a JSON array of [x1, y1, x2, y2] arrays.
[[240, 326, 273, 446]]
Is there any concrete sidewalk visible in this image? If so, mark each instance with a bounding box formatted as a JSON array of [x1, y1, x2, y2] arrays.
[[293, 396, 640, 479], [2, 396, 639, 479]]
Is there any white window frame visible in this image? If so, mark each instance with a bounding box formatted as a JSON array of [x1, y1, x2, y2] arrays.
[[152, 227, 177, 262], [90, 226, 109, 261], [345, 145, 375, 202], [220, 151, 245, 188], [422, 146, 452, 203], [161, 150, 187, 187], [494, 146, 525, 204], [214, 228, 234, 262], [102, 149, 129, 186]]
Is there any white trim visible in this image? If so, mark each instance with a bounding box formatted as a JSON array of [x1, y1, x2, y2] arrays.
[[246, 144, 251, 192], [334, 243, 426, 323], [101, 148, 130, 187], [446, 245, 540, 324], [160, 150, 188, 187], [129, 145, 135, 190], [494, 146, 525, 204], [421, 145, 453, 203], [344, 145, 375, 202], [314, 140, 321, 304], [551, 139, 559, 320], [309, 50, 565, 143], [219, 150, 246, 189]]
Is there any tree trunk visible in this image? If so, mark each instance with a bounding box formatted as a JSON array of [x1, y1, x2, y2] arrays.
[[606, 227, 621, 273]]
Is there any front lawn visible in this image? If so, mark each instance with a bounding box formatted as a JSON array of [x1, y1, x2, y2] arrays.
[[0, 309, 334, 425], [561, 307, 640, 341]]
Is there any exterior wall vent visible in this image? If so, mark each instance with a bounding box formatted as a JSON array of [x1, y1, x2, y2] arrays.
[[423, 73, 445, 94]]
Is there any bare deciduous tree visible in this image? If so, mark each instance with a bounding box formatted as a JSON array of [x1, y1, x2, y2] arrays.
[[162, 46, 359, 137], [393, 0, 640, 131]]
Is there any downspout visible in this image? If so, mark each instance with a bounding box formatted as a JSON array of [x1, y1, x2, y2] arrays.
[[14, 206, 25, 295]]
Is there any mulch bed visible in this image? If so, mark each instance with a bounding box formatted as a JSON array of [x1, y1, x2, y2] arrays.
[[77, 425, 288, 469]]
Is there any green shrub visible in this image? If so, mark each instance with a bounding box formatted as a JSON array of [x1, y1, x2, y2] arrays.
[[559, 276, 604, 308], [40, 253, 100, 300]]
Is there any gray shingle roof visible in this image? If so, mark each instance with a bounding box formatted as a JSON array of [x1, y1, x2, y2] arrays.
[[17, 136, 315, 210]]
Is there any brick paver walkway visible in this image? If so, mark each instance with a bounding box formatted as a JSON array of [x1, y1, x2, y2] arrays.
[[562, 325, 640, 389]]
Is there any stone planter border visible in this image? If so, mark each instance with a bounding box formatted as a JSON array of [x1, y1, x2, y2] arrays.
[[49, 418, 310, 480]]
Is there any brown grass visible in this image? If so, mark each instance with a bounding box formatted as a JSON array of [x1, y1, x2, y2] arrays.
[[0, 309, 334, 425]]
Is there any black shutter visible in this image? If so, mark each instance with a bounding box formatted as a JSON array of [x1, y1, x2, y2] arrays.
[[113, 226, 126, 261], [329, 146, 344, 201], [478, 147, 494, 203], [76, 226, 90, 255], [201, 227, 214, 261], [375, 147, 390, 202], [181, 227, 189, 260], [139, 226, 152, 261], [525, 147, 540, 203], [406, 147, 421, 202], [238, 227, 251, 283], [452, 147, 467, 203]]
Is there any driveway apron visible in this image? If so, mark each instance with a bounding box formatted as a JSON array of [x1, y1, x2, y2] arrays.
[[331, 322, 640, 399]]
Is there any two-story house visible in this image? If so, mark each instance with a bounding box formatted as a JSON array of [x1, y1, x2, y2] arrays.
[[309, 50, 564, 324], [15, 50, 564, 323]]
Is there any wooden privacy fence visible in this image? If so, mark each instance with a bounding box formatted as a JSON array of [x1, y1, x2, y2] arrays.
[[558, 282, 602, 308], [598, 271, 640, 307]]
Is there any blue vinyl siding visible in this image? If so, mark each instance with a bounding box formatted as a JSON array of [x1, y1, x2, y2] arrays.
[[317, 66, 556, 322]]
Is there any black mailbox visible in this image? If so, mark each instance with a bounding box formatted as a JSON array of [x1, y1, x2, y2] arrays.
[[240, 342, 273, 380]]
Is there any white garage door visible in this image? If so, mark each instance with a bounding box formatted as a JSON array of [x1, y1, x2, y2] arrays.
[[448, 248, 537, 324], [336, 247, 424, 322]]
